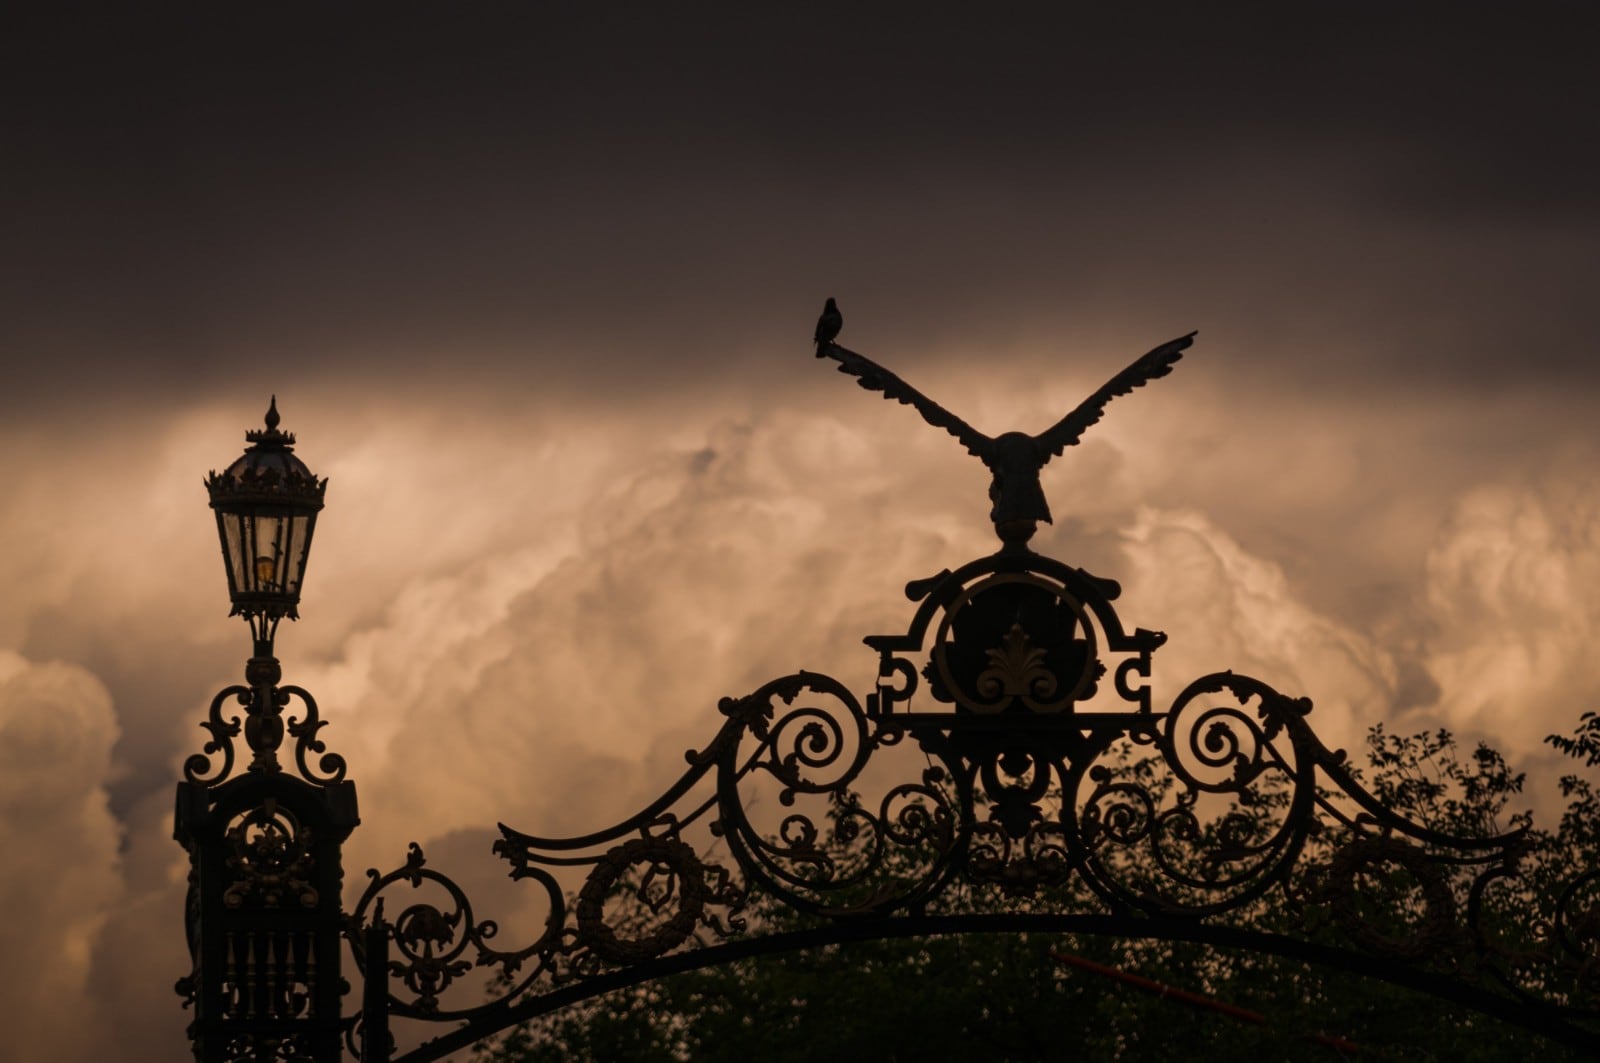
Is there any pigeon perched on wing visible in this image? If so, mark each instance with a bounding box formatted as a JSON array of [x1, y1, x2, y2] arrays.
[[814, 298, 843, 354]]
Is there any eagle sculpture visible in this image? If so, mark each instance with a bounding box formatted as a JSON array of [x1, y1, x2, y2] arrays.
[[813, 301, 1195, 548]]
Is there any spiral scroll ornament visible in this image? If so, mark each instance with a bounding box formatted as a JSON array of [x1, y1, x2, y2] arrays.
[[182, 663, 346, 790], [352, 843, 557, 1019], [1065, 673, 1321, 917], [184, 685, 249, 787], [710, 673, 960, 916]]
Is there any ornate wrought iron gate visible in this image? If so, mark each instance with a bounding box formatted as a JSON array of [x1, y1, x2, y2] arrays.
[[176, 333, 1600, 1060]]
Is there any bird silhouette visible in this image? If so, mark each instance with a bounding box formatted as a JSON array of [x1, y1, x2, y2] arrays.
[[818, 330, 1197, 547], [814, 297, 843, 354]]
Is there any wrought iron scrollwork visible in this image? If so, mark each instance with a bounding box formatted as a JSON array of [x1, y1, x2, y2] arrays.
[[222, 797, 319, 910], [1322, 835, 1460, 961], [344, 548, 1599, 1057], [1553, 871, 1600, 992], [219, 1033, 318, 1062], [184, 685, 249, 787], [1070, 671, 1325, 916], [707, 671, 959, 917], [182, 658, 346, 789], [281, 684, 346, 786], [350, 843, 554, 1019], [176, 646, 357, 1061], [575, 836, 724, 964]]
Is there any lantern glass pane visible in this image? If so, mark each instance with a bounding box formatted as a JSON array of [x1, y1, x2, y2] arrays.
[[282, 513, 312, 595], [222, 513, 247, 595], [253, 514, 287, 593]]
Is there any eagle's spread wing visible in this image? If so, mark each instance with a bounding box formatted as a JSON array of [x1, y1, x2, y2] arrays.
[[820, 344, 991, 458], [1034, 332, 1197, 461]]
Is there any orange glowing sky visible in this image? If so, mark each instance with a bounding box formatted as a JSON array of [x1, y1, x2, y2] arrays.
[[3, 6, 1599, 1059]]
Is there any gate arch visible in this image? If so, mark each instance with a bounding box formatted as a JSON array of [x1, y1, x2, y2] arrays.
[[347, 546, 1600, 1058]]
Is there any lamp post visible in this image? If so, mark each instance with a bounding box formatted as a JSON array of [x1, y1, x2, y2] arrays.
[[176, 399, 358, 1063], [204, 396, 326, 772]]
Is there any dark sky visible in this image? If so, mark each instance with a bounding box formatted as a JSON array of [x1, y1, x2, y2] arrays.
[[7, 4, 1599, 415], [3, 7, 1600, 1059]]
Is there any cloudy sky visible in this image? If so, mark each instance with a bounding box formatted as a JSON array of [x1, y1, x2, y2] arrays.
[[3, 5, 1598, 1058]]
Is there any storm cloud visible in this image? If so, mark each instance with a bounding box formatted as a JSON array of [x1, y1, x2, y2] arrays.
[[2, 5, 1598, 1059]]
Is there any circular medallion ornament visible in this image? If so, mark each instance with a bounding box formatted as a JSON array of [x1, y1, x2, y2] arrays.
[[929, 573, 1099, 714], [576, 837, 709, 965], [1325, 836, 1457, 960]]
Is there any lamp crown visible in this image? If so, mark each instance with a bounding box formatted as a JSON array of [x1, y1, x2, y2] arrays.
[[210, 398, 326, 505]]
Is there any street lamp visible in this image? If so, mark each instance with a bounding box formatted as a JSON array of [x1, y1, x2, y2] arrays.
[[202, 396, 328, 774], [178, 398, 355, 1063], [206, 395, 327, 653]]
